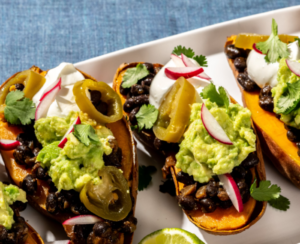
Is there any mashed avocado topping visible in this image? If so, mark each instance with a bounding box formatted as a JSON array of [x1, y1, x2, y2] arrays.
[[0, 182, 27, 229], [272, 58, 300, 128], [35, 112, 113, 192], [176, 100, 256, 183]]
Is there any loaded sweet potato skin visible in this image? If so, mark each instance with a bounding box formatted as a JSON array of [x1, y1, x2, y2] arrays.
[[113, 62, 267, 235], [0, 66, 138, 244], [225, 36, 300, 189]]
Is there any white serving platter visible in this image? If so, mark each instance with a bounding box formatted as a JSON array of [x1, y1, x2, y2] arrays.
[[1, 5, 300, 244]]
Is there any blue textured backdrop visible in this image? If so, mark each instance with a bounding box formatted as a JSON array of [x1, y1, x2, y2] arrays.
[[0, 0, 299, 83]]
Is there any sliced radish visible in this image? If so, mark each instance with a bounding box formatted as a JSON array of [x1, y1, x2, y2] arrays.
[[252, 43, 263, 55], [35, 78, 62, 120], [218, 174, 243, 212], [286, 59, 300, 77], [201, 104, 233, 145], [165, 67, 204, 80], [62, 215, 103, 226], [171, 54, 185, 67], [40, 77, 62, 101], [181, 54, 212, 81], [0, 139, 21, 151], [58, 116, 81, 148]]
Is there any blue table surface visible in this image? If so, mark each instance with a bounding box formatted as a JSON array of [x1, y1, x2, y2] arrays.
[[0, 0, 299, 83]]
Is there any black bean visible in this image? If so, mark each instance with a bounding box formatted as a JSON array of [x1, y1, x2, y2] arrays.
[[46, 193, 58, 214], [231, 166, 247, 179], [71, 201, 90, 215], [143, 63, 155, 73], [35, 166, 48, 180], [206, 180, 219, 197], [89, 90, 102, 106], [32, 148, 40, 157], [141, 75, 154, 86], [72, 225, 93, 244], [104, 147, 122, 167], [217, 187, 229, 201], [118, 216, 138, 233], [219, 200, 233, 209], [16, 133, 35, 145], [5, 233, 15, 244], [198, 198, 217, 213], [130, 84, 149, 96], [234, 57, 247, 71], [11, 201, 27, 212], [225, 44, 247, 59], [96, 101, 108, 115], [176, 171, 195, 185], [134, 94, 149, 106], [13, 145, 33, 165], [236, 179, 250, 203], [129, 107, 140, 125], [259, 85, 273, 99], [159, 178, 176, 197], [287, 130, 300, 142], [93, 222, 112, 238], [12, 218, 28, 243], [237, 73, 258, 91], [241, 153, 259, 169], [0, 225, 8, 241], [119, 81, 131, 96], [177, 195, 197, 210], [15, 83, 25, 91], [259, 96, 274, 112], [62, 190, 79, 204], [123, 98, 136, 113], [21, 174, 37, 195]]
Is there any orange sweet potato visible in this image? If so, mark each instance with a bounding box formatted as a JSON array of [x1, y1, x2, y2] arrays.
[[113, 62, 267, 235], [0, 66, 138, 244], [226, 36, 300, 189]]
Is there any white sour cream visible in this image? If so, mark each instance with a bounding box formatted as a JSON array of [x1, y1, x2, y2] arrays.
[[247, 40, 300, 88], [33, 62, 86, 118], [149, 59, 209, 109]]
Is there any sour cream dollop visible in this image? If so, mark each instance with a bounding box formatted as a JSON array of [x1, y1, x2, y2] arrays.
[[149, 58, 209, 109], [247, 41, 300, 88], [33, 62, 87, 118]]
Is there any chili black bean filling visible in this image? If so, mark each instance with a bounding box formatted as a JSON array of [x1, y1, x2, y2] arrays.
[[225, 44, 300, 156], [8, 85, 136, 244], [0, 208, 29, 244]]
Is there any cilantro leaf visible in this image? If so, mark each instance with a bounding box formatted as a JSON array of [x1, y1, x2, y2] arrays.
[[200, 83, 229, 109], [121, 63, 149, 88], [73, 124, 99, 146], [172, 45, 195, 58], [4, 90, 36, 125], [250, 179, 281, 201], [193, 55, 208, 67], [136, 104, 159, 130], [138, 165, 157, 191], [269, 195, 290, 211], [256, 19, 289, 63], [276, 80, 300, 114]]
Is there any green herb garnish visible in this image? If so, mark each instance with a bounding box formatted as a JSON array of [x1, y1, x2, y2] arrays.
[[138, 165, 157, 191], [295, 37, 300, 47], [276, 80, 300, 114], [250, 179, 290, 211], [200, 83, 229, 109], [256, 19, 290, 63], [135, 104, 159, 130], [73, 124, 99, 146], [172, 45, 208, 67], [121, 63, 149, 88], [4, 90, 36, 125]]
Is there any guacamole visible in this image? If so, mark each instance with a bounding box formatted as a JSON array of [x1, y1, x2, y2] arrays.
[[176, 100, 256, 183], [35, 112, 114, 192], [273, 58, 300, 128], [0, 182, 27, 229]]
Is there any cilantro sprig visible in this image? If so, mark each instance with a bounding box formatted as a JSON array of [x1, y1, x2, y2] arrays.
[[73, 124, 99, 146], [135, 104, 159, 130], [138, 165, 157, 191], [276, 80, 300, 115], [256, 19, 290, 63], [4, 90, 36, 125], [172, 45, 208, 67], [121, 63, 149, 88], [200, 83, 229, 109], [250, 179, 290, 211]]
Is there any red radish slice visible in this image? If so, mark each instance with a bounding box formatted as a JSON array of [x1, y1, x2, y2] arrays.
[[171, 54, 185, 67], [201, 104, 233, 145], [0, 139, 21, 151], [35, 78, 62, 120], [165, 67, 204, 80], [286, 59, 300, 77], [252, 43, 263, 55], [218, 174, 243, 212], [58, 116, 81, 148], [40, 78, 62, 101], [63, 215, 103, 225], [181, 54, 212, 80]]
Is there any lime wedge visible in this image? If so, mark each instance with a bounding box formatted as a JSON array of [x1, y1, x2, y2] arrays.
[[139, 228, 205, 244]]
